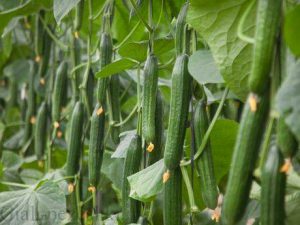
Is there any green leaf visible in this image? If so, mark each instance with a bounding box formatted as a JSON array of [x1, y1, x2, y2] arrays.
[[53, 0, 80, 24], [128, 159, 164, 202], [95, 58, 137, 79], [210, 119, 239, 182], [118, 39, 174, 62], [112, 133, 136, 158], [276, 60, 300, 143], [2, 150, 23, 171], [284, 5, 300, 57], [20, 169, 44, 185], [187, 0, 256, 100], [0, 0, 51, 35], [3, 59, 33, 83], [188, 50, 224, 84], [0, 180, 66, 225]]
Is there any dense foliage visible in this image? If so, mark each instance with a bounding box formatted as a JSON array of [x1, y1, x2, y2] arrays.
[[1, 0, 300, 225]]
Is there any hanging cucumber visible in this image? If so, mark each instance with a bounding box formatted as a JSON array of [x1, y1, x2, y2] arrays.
[[34, 102, 48, 161], [34, 10, 45, 59], [248, 0, 282, 95], [147, 91, 164, 165], [122, 135, 142, 224], [163, 167, 182, 225], [66, 101, 84, 179], [86, 68, 95, 116], [88, 104, 105, 188], [37, 25, 52, 79], [194, 100, 218, 209], [142, 54, 158, 146], [109, 74, 121, 144], [51, 61, 68, 123], [222, 93, 269, 225], [97, 32, 113, 105], [74, 0, 84, 33], [163, 54, 191, 170], [175, 3, 189, 56], [261, 138, 286, 225]]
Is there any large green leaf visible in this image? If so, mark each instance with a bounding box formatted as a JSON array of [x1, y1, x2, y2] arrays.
[[128, 159, 165, 202], [210, 119, 239, 182], [188, 50, 224, 84], [187, 0, 256, 100], [284, 5, 300, 57], [0, 0, 52, 35], [112, 132, 136, 158], [53, 0, 80, 24], [0, 180, 66, 225], [276, 60, 300, 143]]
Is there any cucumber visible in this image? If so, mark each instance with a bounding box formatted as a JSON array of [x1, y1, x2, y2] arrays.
[[163, 167, 182, 225], [87, 68, 95, 115], [37, 25, 52, 79], [34, 102, 48, 161], [88, 104, 105, 187], [163, 54, 191, 170], [261, 138, 286, 225], [109, 75, 121, 144], [147, 91, 164, 165], [7, 78, 18, 109], [248, 0, 282, 95], [175, 3, 189, 55], [142, 54, 158, 145], [74, 0, 84, 32], [277, 117, 298, 158], [22, 64, 36, 145], [122, 134, 142, 224], [34, 10, 45, 58], [222, 93, 269, 225], [66, 101, 84, 178], [97, 33, 113, 105], [51, 61, 68, 123], [194, 100, 218, 209]]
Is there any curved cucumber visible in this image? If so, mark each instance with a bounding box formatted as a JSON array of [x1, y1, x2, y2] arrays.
[[261, 139, 286, 225], [248, 0, 282, 94], [222, 93, 269, 225], [88, 104, 105, 187], [142, 54, 158, 145], [163, 167, 182, 225], [66, 101, 84, 178], [163, 54, 191, 170], [122, 135, 142, 224], [194, 100, 218, 209]]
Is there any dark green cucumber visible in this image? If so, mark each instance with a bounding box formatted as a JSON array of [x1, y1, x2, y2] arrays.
[[70, 33, 81, 102], [261, 139, 286, 225], [88, 104, 105, 187], [34, 102, 48, 161], [74, 0, 84, 32], [109, 75, 120, 144], [122, 134, 142, 224], [86, 68, 95, 115], [7, 78, 18, 109], [222, 93, 270, 225], [142, 54, 158, 144], [175, 3, 189, 55], [34, 10, 45, 57], [194, 100, 218, 209], [66, 101, 84, 178], [163, 54, 191, 170], [163, 167, 182, 225], [22, 64, 36, 145], [51, 61, 68, 122], [147, 91, 164, 165], [248, 0, 282, 95], [37, 25, 52, 78], [277, 117, 298, 158], [97, 33, 113, 105]]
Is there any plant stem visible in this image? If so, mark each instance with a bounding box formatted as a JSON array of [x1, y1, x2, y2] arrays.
[[129, 0, 152, 33], [0, 181, 30, 188], [114, 103, 138, 127], [114, 21, 141, 50], [180, 166, 198, 212]]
